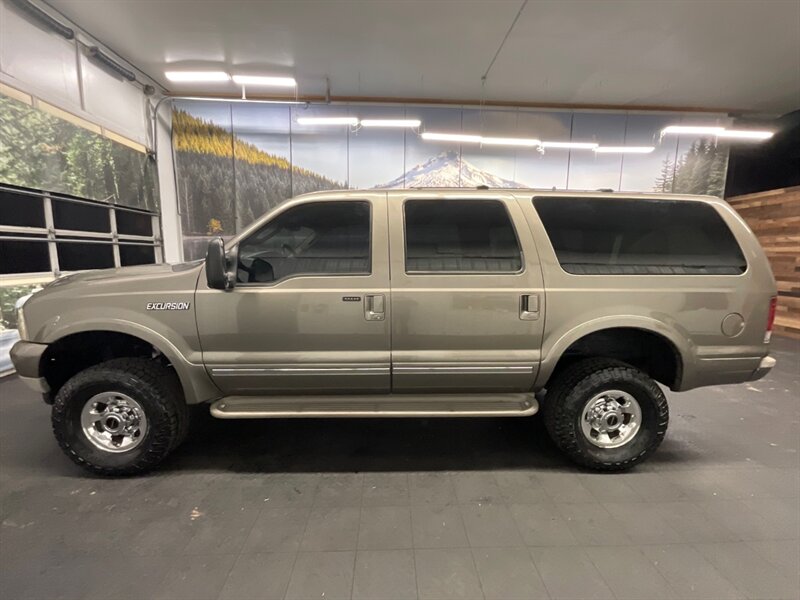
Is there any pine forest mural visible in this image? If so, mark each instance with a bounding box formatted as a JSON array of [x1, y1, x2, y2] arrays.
[[0, 94, 158, 211]]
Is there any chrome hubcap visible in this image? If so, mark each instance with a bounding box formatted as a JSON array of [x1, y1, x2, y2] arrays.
[[580, 390, 642, 448], [80, 392, 147, 453]]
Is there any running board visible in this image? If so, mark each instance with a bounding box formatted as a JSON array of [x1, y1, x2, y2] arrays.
[[210, 393, 538, 418]]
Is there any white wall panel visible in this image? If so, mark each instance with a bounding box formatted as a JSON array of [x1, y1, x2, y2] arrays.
[[79, 46, 147, 143], [0, 0, 81, 108], [0, 0, 150, 144]]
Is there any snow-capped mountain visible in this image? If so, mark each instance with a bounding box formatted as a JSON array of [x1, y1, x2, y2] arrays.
[[375, 151, 524, 189]]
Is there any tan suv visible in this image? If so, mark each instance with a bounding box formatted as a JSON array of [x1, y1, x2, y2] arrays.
[[10, 189, 777, 475]]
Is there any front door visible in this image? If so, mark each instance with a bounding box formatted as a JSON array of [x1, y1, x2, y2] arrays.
[[195, 193, 390, 395], [387, 194, 545, 392]]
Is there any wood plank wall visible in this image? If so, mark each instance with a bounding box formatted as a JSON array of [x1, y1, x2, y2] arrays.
[[728, 186, 800, 339]]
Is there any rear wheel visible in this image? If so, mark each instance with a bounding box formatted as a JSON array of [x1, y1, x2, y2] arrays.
[[543, 358, 668, 471], [52, 358, 187, 476]]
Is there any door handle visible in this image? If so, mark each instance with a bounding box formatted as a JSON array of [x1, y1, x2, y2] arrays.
[[365, 294, 385, 321], [520, 293, 540, 320]]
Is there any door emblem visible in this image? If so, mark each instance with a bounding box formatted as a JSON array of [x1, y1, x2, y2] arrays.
[[342, 296, 362, 302]]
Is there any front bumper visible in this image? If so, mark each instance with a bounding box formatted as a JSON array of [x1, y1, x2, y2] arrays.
[[9, 341, 49, 392], [17, 374, 50, 393]]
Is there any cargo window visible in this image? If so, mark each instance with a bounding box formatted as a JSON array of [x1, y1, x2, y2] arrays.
[[236, 201, 371, 284], [404, 200, 522, 273], [533, 197, 747, 275]]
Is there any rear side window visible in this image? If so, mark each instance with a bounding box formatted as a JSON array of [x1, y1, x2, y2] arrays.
[[404, 200, 522, 273], [533, 197, 746, 275]]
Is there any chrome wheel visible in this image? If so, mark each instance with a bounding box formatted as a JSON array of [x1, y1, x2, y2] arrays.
[[580, 389, 641, 449], [80, 392, 147, 453]]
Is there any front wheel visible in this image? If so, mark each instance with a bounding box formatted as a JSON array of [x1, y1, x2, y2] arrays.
[[51, 358, 187, 476], [543, 358, 669, 471]]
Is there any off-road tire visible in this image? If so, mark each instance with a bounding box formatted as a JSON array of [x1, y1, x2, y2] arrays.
[[51, 358, 187, 476], [543, 358, 669, 471]]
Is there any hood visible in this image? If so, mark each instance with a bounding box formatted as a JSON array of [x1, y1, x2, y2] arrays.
[[21, 260, 205, 343], [44, 261, 203, 289]]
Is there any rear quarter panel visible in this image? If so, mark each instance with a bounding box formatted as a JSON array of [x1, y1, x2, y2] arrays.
[[518, 193, 777, 391]]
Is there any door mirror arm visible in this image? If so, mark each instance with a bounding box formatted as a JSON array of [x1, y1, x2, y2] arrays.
[[206, 237, 237, 290]]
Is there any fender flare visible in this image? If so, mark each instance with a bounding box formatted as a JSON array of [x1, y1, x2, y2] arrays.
[[44, 320, 220, 404], [536, 315, 689, 389]]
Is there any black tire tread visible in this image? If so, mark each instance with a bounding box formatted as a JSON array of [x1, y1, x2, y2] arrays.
[[543, 358, 669, 471], [52, 357, 187, 476]]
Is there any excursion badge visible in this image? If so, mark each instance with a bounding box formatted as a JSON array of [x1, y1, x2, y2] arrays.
[[146, 302, 191, 311]]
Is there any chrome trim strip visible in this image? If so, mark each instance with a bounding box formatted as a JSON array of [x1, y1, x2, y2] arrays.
[[211, 365, 532, 377], [394, 366, 534, 375], [698, 356, 762, 362], [211, 366, 390, 376]]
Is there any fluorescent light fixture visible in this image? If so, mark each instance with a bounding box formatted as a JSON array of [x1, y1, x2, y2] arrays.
[[231, 75, 296, 87], [421, 132, 540, 146], [296, 116, 359, 126], [715, 129, 774, 140], [165, 71, 230, 82], [481, 136, 541, 147], [421, 132, 482, 143], [540, 141, 599, 149], [661, 125, 726, 136], [594, 146, 655, 154], [661, 125, 774, 141], [360, 119, 421, 128]]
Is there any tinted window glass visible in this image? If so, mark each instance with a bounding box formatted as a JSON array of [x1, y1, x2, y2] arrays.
[[404, 200, 521, 273], [57, 242, 115, 271], [0, 191, 45, 228], [116, 210, 153, 236], [533, 197, 746, 275], [52, 199, 110, 233], [119, 244, 156, 266], [0, 240, 50, 274], [237, 201, 370, 283]]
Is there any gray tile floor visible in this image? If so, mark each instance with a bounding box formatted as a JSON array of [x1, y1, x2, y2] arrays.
[[1, 337, 798, 600]]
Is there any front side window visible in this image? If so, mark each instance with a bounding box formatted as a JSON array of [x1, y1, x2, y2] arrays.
[[236, 201, 371, 284], [533, 197, 747, 275], [404, 200, 522, 273]]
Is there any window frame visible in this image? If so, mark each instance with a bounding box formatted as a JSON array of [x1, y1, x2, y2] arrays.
[[402, 198, 525, 276], [531, 195, 748, 277], [0, 184, 162, 282], [233, 199, 374, 288]]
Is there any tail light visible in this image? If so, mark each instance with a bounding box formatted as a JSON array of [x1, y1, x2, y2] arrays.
[[764, 296, 777, 343]]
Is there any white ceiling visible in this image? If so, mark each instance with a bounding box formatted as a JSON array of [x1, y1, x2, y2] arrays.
[[45, 0, 800, 114]]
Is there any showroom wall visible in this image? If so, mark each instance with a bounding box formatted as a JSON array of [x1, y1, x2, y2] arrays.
[[173, 101, 734, 259], [728, 187, 800, 339]]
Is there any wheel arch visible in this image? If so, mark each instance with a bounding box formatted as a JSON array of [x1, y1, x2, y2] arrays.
[[537, 317, 687, 391], [40, 323, 219, 405]]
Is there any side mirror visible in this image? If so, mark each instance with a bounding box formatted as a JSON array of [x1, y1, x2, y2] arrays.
[[206, 237, 234, 290]]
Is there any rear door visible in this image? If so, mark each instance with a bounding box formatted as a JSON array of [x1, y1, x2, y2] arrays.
[[387, 194, 545, 392]]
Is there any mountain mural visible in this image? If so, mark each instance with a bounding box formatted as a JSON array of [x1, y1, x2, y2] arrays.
[[375, 151, 525, 188]]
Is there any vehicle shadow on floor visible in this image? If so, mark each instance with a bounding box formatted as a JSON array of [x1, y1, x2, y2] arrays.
[[160, 407, 698, 474]]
